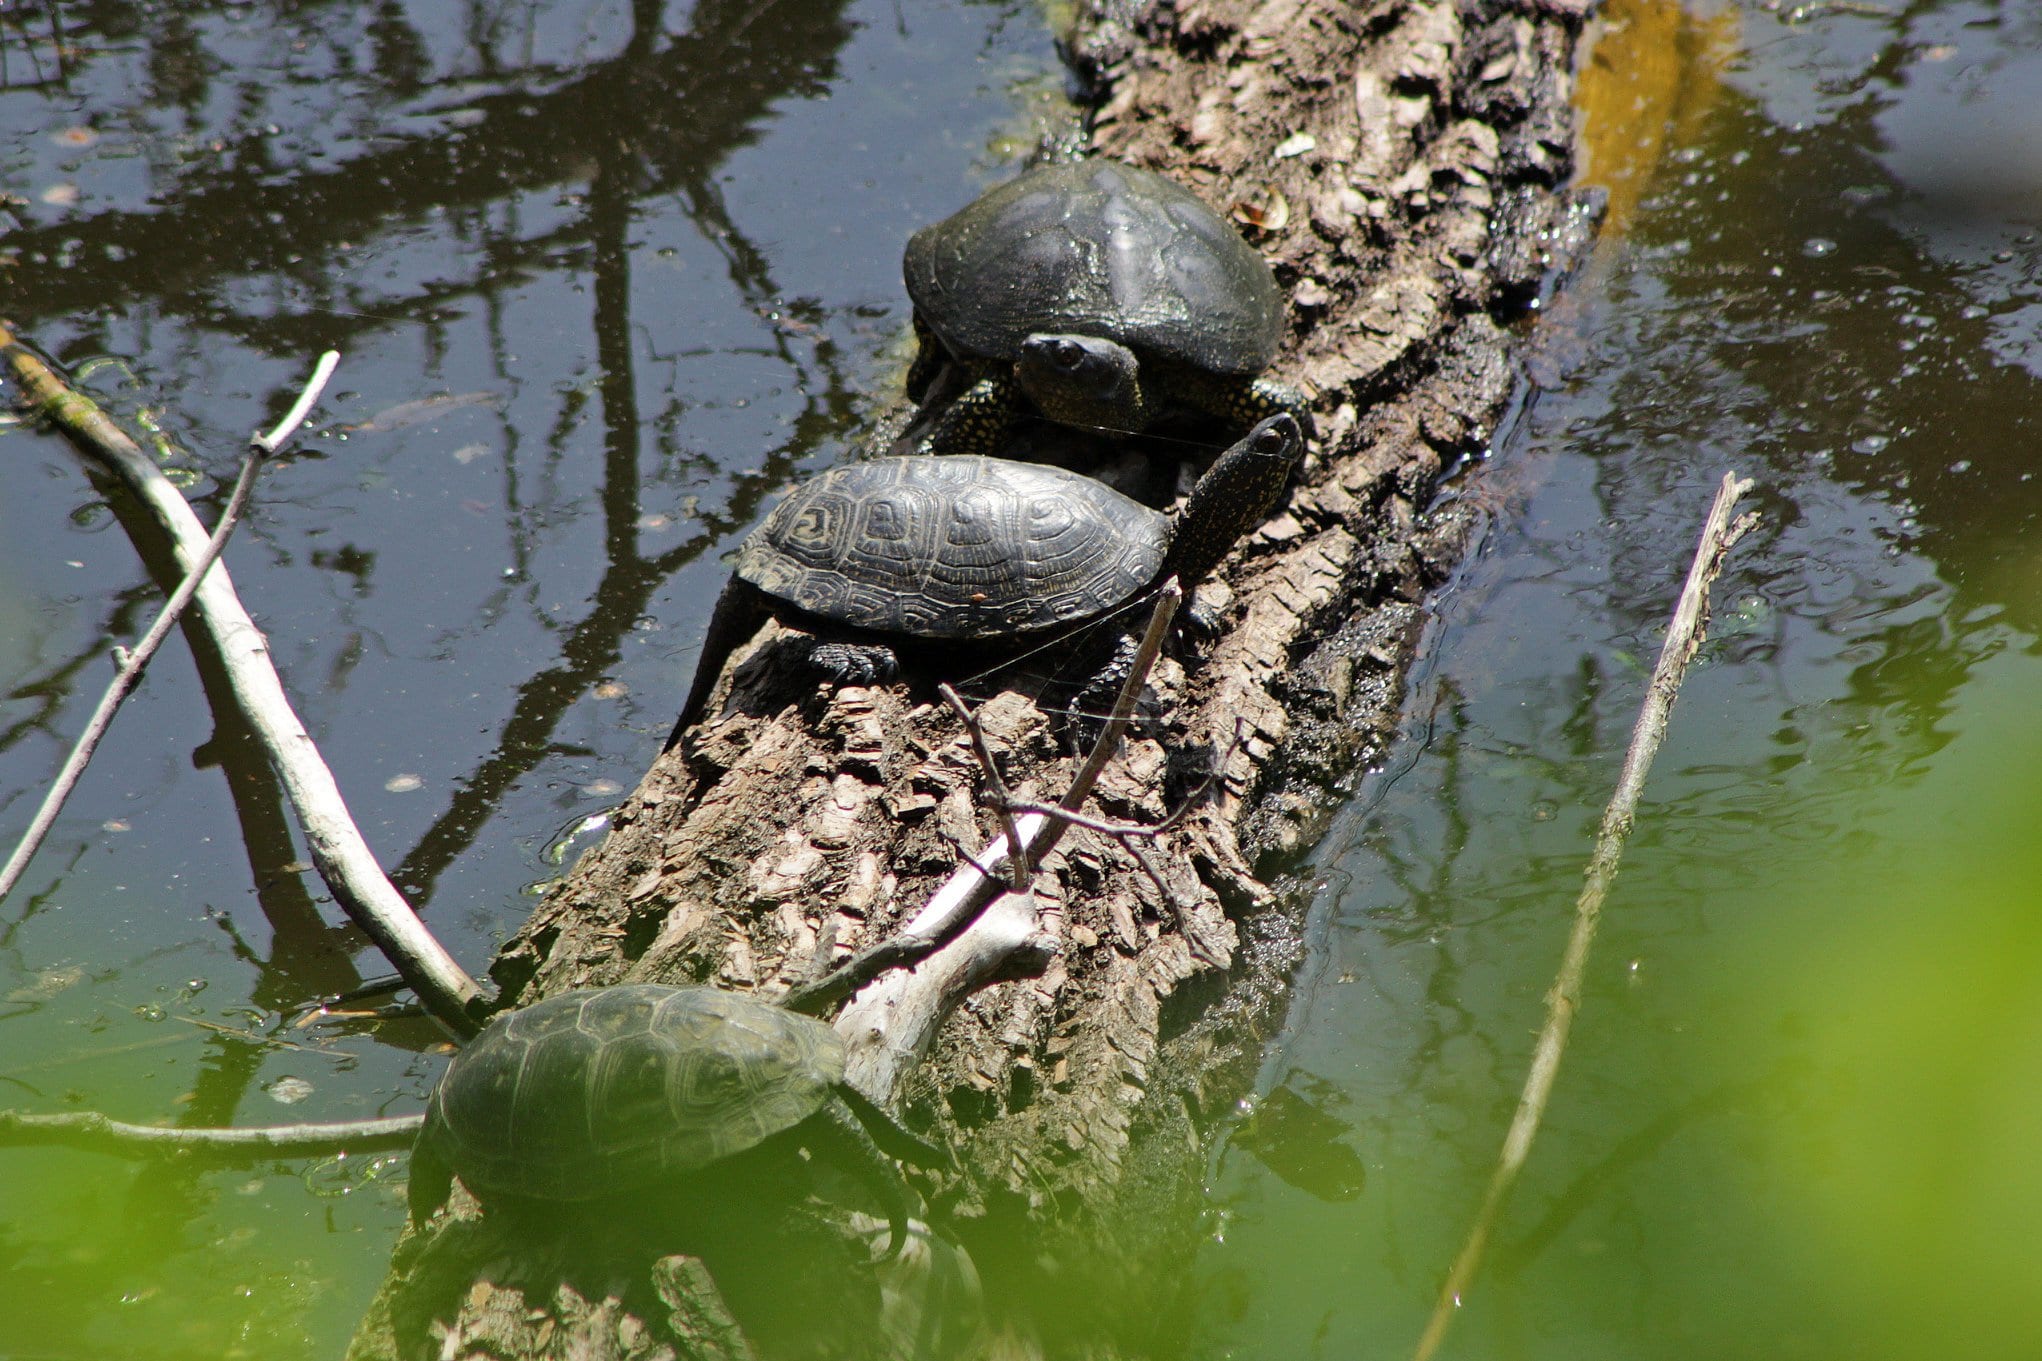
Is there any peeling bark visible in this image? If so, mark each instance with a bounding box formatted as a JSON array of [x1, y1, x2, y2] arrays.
[[348, 0, 1596, 1356]]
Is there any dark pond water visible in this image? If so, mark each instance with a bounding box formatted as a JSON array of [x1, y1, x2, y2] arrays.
[[1190, 0, 2042, 1357], [0, 2, 1066, 1354], [1, 0, 2038, 1357]]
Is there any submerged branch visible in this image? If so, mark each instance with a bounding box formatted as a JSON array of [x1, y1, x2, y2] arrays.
[[0, 328, 486, 1037], [0, 1107, 422, 1160], [1411, 472, 1757, 1361]]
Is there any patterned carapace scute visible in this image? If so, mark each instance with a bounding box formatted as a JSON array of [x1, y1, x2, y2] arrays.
[[737, 455, 1168, 640]]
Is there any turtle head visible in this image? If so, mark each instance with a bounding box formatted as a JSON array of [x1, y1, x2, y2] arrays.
[[1161, 414, 1306, 588], [1017, 333, 1151, 434]]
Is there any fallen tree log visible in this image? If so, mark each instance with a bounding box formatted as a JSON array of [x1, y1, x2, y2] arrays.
[[348, 0, 1596, 1354]]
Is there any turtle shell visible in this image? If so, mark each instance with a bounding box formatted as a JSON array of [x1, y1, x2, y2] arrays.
[[904, 159, 1284, 378], [422, 985, 844, 1203], [737, 455, 1169, 640]]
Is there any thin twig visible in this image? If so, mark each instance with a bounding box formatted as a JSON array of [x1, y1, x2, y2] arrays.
[[0, 1107, 422, 1160], [940, 682, 1029, 890], [253, 349, 340, 453], [1411, 472, 1757, 1361], [1057, 578, 1182, 821], [783, 580, 1182, 1014], [0, 329, 485, 1037], [0, 441, 266, 904], [0, 347, 339, 898]]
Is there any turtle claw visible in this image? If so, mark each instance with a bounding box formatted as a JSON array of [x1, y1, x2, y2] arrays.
[[809, 642, 900, 687]]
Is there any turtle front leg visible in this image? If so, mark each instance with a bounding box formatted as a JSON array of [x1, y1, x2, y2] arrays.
[[911, 370, 1024, 458], [1061, 631, 1147, 750], [818, 1099, 921, 1260], [1164, 369, 1318, 445]]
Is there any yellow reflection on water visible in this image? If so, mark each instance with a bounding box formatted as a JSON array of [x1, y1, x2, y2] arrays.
[[1573, 0, 1740, 242]]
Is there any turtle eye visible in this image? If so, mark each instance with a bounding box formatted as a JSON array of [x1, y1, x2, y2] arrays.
[[1051, 339, 1085, 369]]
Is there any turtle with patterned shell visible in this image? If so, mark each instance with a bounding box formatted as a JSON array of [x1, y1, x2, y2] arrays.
[[408, 984, 945, 1256], [671, 413, 1303, 740], [903, 158, 1313, 455]]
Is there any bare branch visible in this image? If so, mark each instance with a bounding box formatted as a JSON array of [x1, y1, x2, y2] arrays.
[[0, 328, 486, 1037], [783, 581, 1182, 1019], [253, 349, 340, 453], [0, 350, 337, 899], [0, 441, 264, 903], [1001, 717, 1239, 842], [1057, 578, 1182, 819], [940, 682, 1029, 890], [1412, 472, 1757, 1361], [827, 583, 1183, 1101], [0, 1108, 422, 1161]]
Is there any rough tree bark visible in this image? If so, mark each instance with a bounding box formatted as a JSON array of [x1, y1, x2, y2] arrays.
[[348, 0, 1594, 1355]]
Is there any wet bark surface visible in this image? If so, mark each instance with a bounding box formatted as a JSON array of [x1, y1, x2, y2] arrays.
[[349, 0, 1595, 1355]]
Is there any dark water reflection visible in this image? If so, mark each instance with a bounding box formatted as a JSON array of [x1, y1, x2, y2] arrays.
[[0, 0, 1062, 1353], [1196, 0, 2042, 1357]]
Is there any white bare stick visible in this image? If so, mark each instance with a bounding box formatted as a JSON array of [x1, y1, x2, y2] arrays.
[[0, 351, 340, 898], [2, 336, 484, 1036], [0, 1107, 421, 1159], [253, 349, 340, 453], [0, 442, 265, 904], [836, 892, 1051, 1100], [1411, 472, 1757, 1361]]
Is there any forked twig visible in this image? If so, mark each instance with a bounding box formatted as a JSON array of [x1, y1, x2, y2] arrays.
[[1411, 472, 1757, 1361], [0, 445, 264, 902], [940, 682, 1030, 890], [999, 715, 1239, 841], [0, 354, 340, 906], [784, 579, 1183, 1015], [0, 328, 485, 1037]]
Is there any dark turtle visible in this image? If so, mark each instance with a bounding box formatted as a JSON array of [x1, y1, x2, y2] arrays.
[[671, 414, 1304, 741], [407, 984, 944, 1255], [903, 159, 1312, 455]]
